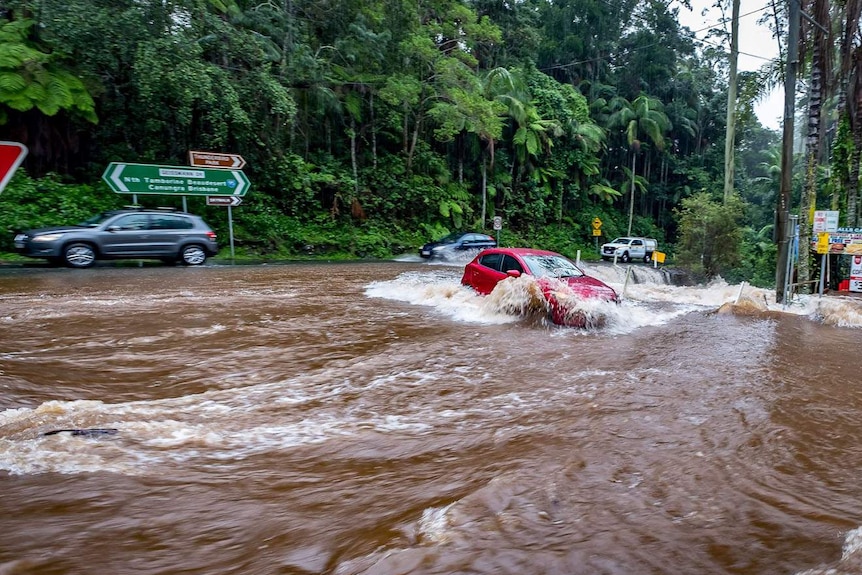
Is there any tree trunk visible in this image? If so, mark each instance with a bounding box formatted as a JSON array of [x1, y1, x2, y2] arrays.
[[402, 102, 409, 155], [798, 0, 829, 293], [557, 181, 563, 224], [723, 0, 739, 202], [481, 159, 487, 226], [627, 152, 635, 235], [350, 117, 359, 197], [407, 114, 420, 174], [775, 0, 800, 303], [847, 46, 862, 228], [370, 92, 377, 168], [643, 155, 652, 217], [850, 156, 861, 227], [849, 117, 862, 227]]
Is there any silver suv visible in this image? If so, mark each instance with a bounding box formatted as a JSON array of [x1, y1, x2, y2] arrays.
[[13, 208, 219, 268]]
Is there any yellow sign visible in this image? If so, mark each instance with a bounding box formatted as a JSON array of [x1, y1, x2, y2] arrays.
[[592, 229, 602, 236], [816, 232, 830, 254], [592, 217, 602, 229], [653, 251, 666, 264]]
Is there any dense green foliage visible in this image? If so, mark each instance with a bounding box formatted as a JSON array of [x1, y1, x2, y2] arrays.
[[674, 191, 744, 280], [0, 0, 787, 282]]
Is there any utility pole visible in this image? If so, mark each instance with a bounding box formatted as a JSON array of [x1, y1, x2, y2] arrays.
[[776, 0, 801, 304], [723, 0, 740, 203]]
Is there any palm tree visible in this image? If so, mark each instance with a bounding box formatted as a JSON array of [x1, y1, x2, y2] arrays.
[[798, 0, 832, 291], [837, 0, 862, 227], [608, 93, 670, 235], [511, 104, 562, 170], [476, 67, 523, 226]]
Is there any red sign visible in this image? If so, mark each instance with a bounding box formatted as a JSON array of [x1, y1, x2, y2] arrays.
[[0, 141, 28, 193], [851, 254, 862, 293], [188, 150, 246, 169]]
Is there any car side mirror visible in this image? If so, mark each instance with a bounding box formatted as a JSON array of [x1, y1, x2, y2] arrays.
[[107, 225, 121, 232], [506, 270, 521, 278]]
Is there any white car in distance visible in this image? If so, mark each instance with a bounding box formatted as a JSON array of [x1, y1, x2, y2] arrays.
[[600, 237, 657, 263]]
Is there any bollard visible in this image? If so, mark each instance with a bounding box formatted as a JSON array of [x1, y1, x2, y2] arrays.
[[622, 265, 633, 297], [734, 281, 747, 304]]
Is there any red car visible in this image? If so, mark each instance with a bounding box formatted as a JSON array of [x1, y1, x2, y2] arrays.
[[461, 247, 620, 327]]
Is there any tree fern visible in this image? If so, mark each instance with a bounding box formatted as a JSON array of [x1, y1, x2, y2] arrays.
[[0, 18, 97, 124]]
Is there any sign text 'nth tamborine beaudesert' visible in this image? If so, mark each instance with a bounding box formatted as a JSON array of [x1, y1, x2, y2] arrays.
[[102, 163, 250, 196]]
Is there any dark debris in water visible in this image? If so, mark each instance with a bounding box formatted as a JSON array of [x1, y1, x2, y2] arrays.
[[43, 428, 119, 437]]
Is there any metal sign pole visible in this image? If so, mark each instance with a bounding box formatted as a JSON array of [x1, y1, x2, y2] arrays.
[[227, 205, 235, 261], [818, 253, 826, 296], [784, 215, 799, 304]]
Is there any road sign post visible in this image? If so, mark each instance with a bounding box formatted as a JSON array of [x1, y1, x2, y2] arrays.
[[207, 197, 243, 259], [0, 141, 28, 194], [190, 153, 249, 262], [102, 163, 250, 197], [493, 216, 502, 243], [592, 217, 602, 252]]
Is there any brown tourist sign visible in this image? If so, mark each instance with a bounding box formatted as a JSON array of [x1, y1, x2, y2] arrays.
[[188, 150, 246, 170]]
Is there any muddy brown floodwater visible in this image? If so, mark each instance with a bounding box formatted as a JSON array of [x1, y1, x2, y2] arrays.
[[2, 260, 862, 575]]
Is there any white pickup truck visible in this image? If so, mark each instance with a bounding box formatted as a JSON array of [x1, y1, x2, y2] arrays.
[[600, 237, 658, 263]]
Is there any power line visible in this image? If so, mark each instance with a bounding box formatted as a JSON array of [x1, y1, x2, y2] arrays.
[[684, 3, 777, 64], [539, 1, 776, 74]]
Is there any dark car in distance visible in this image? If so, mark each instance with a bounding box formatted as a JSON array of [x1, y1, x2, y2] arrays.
[[13, 208, 219, 268], [461, 247, 619, 327], [419, 231, 496, 260]]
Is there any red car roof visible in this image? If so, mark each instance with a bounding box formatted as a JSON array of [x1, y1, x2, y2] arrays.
[[476, 247, 562, 257]]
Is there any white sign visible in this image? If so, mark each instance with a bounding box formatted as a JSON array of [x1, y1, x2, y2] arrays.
[[493, 216, 502, 230], [813, 210, 840, 233], [850, 254, 862, 293], [207, 195, 242, 206]]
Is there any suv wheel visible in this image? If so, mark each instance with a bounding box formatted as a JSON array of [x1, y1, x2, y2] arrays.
[[181, 245, 207, 266], [620, 251, 631, 263], [64, 243, 97, 268]]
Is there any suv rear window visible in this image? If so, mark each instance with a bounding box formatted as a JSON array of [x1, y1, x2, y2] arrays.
[[151, 215, 193, 230]]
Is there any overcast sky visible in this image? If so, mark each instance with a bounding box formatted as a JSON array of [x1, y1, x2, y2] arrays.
[[676, 1, 783, 130]]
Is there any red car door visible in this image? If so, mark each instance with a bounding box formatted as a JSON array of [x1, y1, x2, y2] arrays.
[[464, 252, 525, 295]]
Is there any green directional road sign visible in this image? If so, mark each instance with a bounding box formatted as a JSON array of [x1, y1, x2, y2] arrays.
[[102, 162, 251, 196]]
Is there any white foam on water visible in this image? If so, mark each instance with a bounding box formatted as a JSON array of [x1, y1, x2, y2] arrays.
[[366, 269, 714, 333], [810, 296, 862, 327], [365, 270, 517, 324], [418, 504, 455, 544], [795, 525, 862, 574], [370, 264, 862, 330], [0, 353, 617, 475]]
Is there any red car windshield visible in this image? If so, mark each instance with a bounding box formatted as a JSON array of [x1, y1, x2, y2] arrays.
[[521, 255, 585, 278]]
